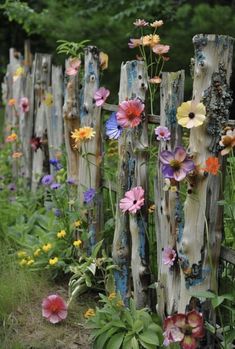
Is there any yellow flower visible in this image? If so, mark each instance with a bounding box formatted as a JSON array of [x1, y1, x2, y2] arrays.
[[43, 92, 53, 107], [142, 34, 160, 47], [13, 66, 24, 81], [57, 230, 66, 238], [8, 98, 16, 106], [150, 20, 164, 28], [84, 308, 95, 318], [71, 127, 96, 145], [42, 243, 52, 252], [116, 300, 124, 307], [108, 292, 116, 300], [27, 259, 34, 266], [19, 258, 27, 266], [73, 240, 82, 248], [177, 101, 206, 129], [74, 220, 81, 228], [49, 257, 58, 265], [17, 251, 27, 258], [12, 152, 23, 159], [34, 248, 41, 257], [99, 52, 109, 70], [6, 133, 18, 142]]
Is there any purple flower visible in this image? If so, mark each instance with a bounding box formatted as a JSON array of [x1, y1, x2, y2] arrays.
[[49, 158, 62, 171], [155, 126, 171, 141], [94, 87, 110, 107], [83, 188, 96, 204], [50, 183, 61, 190], [8, 183, 16, 191], [41, 175, 54, 186], [105, 112, 123, 140], [160, 146, 194, 182], [162, 246, 177, 267], [67, 178, 76, 185], [54, 208, 61, 217]]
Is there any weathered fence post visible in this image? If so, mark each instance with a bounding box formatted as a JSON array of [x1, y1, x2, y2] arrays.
[[155, 71, 185, 317], [112, 60, 149, 308], [31, 53, 52, 191], [78, 46, 102, 246], [177, 34, 234, 319]]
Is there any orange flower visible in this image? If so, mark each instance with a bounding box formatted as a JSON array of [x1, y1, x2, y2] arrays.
[[204, 157, 220, 175], [5, 133, 18, 143], [149, 76, 162, 84], [12, 152, 23, 158], [8, 98, 16, 106]]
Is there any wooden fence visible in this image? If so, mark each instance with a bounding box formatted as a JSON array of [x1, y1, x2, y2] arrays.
[[1, 34, 235, 348]]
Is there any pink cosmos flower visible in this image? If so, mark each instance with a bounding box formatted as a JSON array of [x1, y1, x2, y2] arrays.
[[66, 58, 81, 76], [152, 44, 170, 55], [163, 311, 204, 349], [42, 294, 68, 324], [219, 128, 235, 156], [20, 97, 29, 113], [162, 246, 177, 267], [128, 38, 142, 49], [133, 19, 149, 27], [119, 186, 145, 214], [117, 99, 144, 128], [155, 126, 171, 141], [94, 87, 110, 107]]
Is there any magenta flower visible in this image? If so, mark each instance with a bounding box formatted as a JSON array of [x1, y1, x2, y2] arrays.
[[128, 38, 142, 49], [94, 87, 110, 107], [66, 58, 81, 76], [163, 311, 204, 349], [42, 294, 68, 324], [119, 186, 145, 214], [19, 97, 29, 113], [162, 246, 177, 267], [133, 19, 149, 27], [117, 99, 144, 128], [155, 126, 171, 141], [160, 146, 194, 182]]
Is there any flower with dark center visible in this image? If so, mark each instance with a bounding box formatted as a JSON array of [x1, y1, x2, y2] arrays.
[[177, 101, 206, 129]]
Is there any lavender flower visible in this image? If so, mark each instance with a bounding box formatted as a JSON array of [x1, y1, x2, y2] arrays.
[[49, 158, 62, 171], [160, 146, 194, 182], [54, 208, 61, 217], [105, 112, 123, 140], [67, 178, 76, 185], [50, 183, 61, 190], [8, 183, 16, 191], [41, 175, 54, 186], [155, 126, 171, 141], [83, 188, 96, 204]]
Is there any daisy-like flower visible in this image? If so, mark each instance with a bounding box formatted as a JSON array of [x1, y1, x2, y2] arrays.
[[162, 246, 177, 267], [42, 294, 68, 324], [133, 19, 149, 27], [177, 101, 206, 129], [57, 230, 66, 238], [152, 44, 170, 55], [34, 248, 41, 257], [163, 310, 204, 349], [74, 220, 82, 228], [5, 132, 18, 142], [42, 243, 52, 252], [150, 20, 164, 28], [73, 239, 82, 247], [41, 175, 54, 186], [128, 38, 142, 49], [108, 292, 116, 300], [50, 183, 61, 190], [67, 178, 76, 185], [27, 259, 34, 266], [84, 308, 95, 319], [66, 58, 81, 76], [49, 257, 59, 265], [160, 146, 195, 182], [203, 157, 220, 175], [105, 112, 123, 139], [149, 76, 162, 84], [12, 152, 23, 158], [219, 128, 235, 156], [19, 97, 29, 113], [54, 208, 61, 217], [142, 34, 160, 47], [83, 188, 96, 203], [119, 186, 145, 214], [99, 51, 109, 70], [94, 87, 110, 107], [155, 126, 171, 141], [19, 258, 27, 266], [8, 98, 16, 106], [71, 127, 96, 144], [17, 251, 27, 258], [117, 99, 144, 128], [30, 136, 42, 152]]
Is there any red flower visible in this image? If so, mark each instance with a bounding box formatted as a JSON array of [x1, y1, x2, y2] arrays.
[[42, 294, 68, 324], [30, 136, 42, 152], [117, 99, 144, 128], [204, 157, 220, 175]]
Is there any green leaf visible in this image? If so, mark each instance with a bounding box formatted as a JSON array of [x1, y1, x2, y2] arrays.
[[94, 327, 119, 349], [224, 329, 235, 344], [87, 262, 96, 275], [91, 240, 103, 258], [211, 296, 225, 309], [106, 332, 124, 349], [138, 340, 156, 349], [189, 290, 216, 299], [133, 319, 144, 333], [131, 336, 139, 349], [139, 330, 160, 345]]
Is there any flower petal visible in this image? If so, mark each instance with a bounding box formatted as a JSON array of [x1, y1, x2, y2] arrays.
[[160, 150, 174, 164], [174, 146, 186, 162], [181, 335, 197, 349]]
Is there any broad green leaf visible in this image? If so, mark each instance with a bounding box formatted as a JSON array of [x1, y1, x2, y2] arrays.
[[211, 296, 225, 308], [139, 330, 160, 345], [138, 339, 156, 349], [133, 319, 144, 333], [131, 336, 139, 349], [94, 327, 119, 349], [106, 332, 124, 349]]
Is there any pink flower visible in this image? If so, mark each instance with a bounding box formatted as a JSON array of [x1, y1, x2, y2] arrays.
[[42, 294, 68, 324], [128, 38, 142, 49], [94, 87, 110, 107], [117, 99, 144, 128], [163, 311, 204, 349], [66, 58, 81, 76], [162, 246, 177, 267], [119, 186, 145, 214], [133, 19, 149, 27], [155, 126, 171, 141], [152, 44, 170, 55], [20, 97, 29, 113], [219, 128, 235, 156]]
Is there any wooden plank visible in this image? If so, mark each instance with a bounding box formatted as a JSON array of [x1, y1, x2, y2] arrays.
[[220, 246, 235, 264]]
